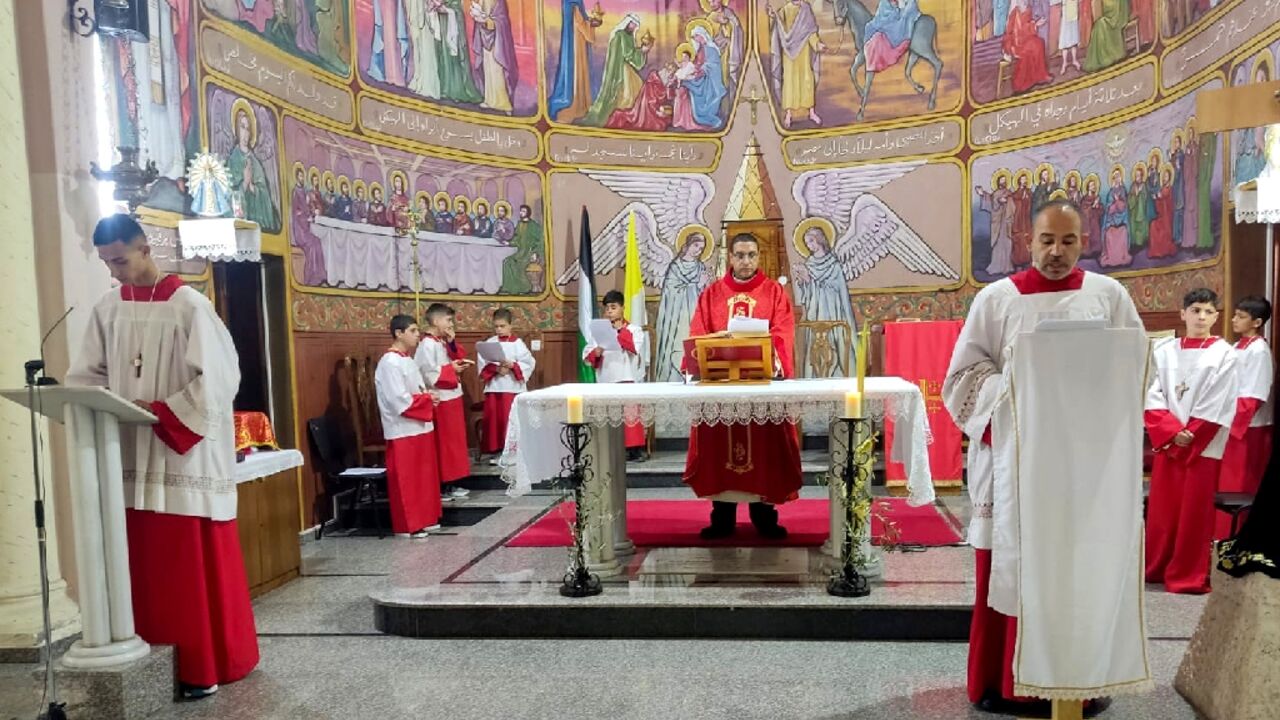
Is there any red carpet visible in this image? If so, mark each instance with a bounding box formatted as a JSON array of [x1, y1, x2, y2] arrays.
[[506, 498, 963, 548]]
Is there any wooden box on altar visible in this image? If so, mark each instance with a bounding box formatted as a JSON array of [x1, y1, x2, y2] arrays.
[[683, 333, 773, 384]]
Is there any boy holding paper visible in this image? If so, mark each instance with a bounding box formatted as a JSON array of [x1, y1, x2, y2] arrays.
[[584, 290, 650, 462], [478, 308, 535, 461], [416, 303, 475, 499]]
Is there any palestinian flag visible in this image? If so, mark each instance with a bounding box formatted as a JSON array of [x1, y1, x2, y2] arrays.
[[576, 206, 596, 383]]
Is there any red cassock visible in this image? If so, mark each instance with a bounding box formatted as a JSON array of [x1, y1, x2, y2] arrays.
[[1144, 403, 1221, 594], [1002, 8, 1051, 93], [131, 393, 258, 688], [433, 339, 473, 484], [682, 272, 802, 504], [1216, 401, 1268, 539], [386, 393, 442, 533]]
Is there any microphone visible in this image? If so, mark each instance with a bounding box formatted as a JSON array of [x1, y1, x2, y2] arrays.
[[25, 306, 75, 387]]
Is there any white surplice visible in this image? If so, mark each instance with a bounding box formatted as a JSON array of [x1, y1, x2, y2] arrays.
[[1146, 338, 1237, 458], [415, 335, 464, 403], [1234, 337, 1274, 428], [478, 335, 535, 394], [1006, 327, 1154, 699], [375, 350, 433, 440], [68, 284, 241, 520], [943, 270, 1143, 615], [583, 323, 648, 384]]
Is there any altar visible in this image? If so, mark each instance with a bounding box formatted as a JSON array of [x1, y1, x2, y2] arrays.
[[309, 216, 517, 293], [500, 377, 935, 577]]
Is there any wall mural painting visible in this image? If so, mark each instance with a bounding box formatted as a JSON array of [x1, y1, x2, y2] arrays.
[[754, 1, 964, 128], [1230, 42, 1276, 185], [552, 170, 716, 380], [544, 0, 747, 132], [107, 0, 198, 211], [970, 86, 1223, 284], [1161, 0, 1232, 38], [202, 0, 352, 76], [205, 85, 284, 234], [969, 0, 1157, 105], [281, 116, 546, 296], [355, 0, 539, 117]]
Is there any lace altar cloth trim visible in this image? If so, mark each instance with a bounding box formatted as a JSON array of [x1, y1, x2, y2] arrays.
[[513, 378, 931, 436], [501, 378, 936, 505]]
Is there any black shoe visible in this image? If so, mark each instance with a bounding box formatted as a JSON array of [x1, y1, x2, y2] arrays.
[[627, 449, 647, 463], [701, 501, 736, 539], [748, 502, 788, 539], [973, 693, 1050, 718], [700, 523, 736, 540], [180, 684, 219, 700], [1084, 697, 1113, 717]]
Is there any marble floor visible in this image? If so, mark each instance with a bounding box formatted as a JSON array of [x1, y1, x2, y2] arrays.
[[0, 487, 1212, 719]]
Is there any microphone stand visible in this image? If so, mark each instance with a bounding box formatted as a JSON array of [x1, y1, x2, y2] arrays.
[[24, 358, 68, 720]]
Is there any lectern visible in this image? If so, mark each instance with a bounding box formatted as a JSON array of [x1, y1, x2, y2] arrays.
[[0, 386, 157, 668]]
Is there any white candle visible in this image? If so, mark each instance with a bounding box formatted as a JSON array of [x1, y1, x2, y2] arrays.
[[844, 390, 863, 419], [567, 395, 584, 424]]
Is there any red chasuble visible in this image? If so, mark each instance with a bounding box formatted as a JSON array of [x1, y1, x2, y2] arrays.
[[682, 272, 802, 504]]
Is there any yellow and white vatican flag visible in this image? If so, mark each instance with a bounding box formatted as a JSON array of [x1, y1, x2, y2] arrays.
[[623, 211, 648, 327]]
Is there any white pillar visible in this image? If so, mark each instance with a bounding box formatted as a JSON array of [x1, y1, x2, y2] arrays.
[[0, 0, 80, 655]]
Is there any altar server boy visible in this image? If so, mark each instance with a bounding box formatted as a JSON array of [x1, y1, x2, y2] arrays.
[[479, 308, 535, 459], [1145, 288, 1237, 593], [1216, 296, 1273, 537], [584, 290, 650, 461], [374, 314, 442, 537], [416, 303, 474, 499]]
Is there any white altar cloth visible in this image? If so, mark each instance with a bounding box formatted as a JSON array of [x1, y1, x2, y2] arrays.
[[501, 377, 935, 506], [310, 216, 516, 293], [233, 448, 304, 485]]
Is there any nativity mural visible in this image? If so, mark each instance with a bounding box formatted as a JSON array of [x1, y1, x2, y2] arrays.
[[544, 0, 747, 132]]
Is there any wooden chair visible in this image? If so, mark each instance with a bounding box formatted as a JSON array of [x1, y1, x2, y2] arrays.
[[1123, 18, 1141, 55], [995, 58, 1014, 100], [795, 319, 854, 379], [340, 355, 385, 466]]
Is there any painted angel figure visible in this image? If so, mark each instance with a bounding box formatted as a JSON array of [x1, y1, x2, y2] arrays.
[[792, 161, 960, 373], [557, 171, 715, 382]]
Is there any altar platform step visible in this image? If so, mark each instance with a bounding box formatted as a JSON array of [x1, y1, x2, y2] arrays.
[[371, 582, 972, 642]]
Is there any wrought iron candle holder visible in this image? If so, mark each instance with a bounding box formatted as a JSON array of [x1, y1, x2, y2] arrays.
[[827, 416, 873, 598], [557, 421, 602, 598]]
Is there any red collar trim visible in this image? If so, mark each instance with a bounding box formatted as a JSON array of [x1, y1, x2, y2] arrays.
[[1236, 335, 1264, 349], [422, 334, 443, 343], [1181, 337, 1219, 349], [496, 335, 517, 342], [121, 274, 182, 302], [386, 347, 411, 358], [1009, 267, 1085, 295], [722, 271, 766, 293]]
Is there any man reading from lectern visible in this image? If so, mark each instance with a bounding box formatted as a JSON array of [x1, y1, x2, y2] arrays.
[[943, 200, 1142, 717], [683, 232, 802, 539], [68, 214, 258, 699]]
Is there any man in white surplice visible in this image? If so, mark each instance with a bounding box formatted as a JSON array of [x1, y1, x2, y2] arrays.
[[943, 200, 1145, 716]]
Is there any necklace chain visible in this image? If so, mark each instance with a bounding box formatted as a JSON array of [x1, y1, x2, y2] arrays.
[[131, 273, 162, 379]]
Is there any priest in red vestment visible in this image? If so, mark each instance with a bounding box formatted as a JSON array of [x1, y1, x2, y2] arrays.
[[1002, 0, 1051, 94], [69, 215, 258, 699], [682, 233, 802, 539]]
